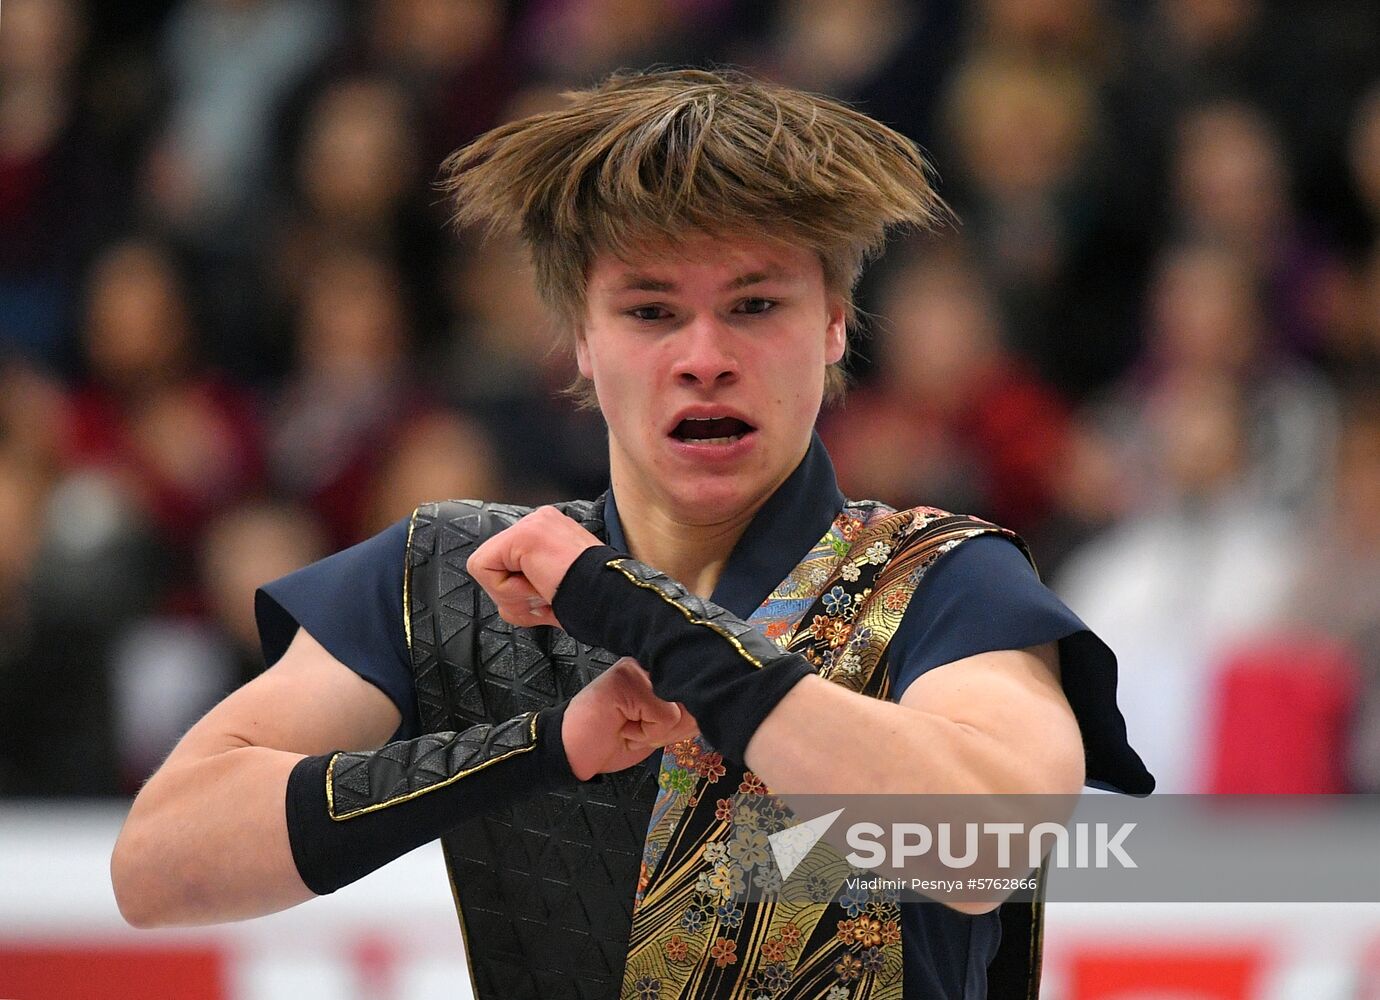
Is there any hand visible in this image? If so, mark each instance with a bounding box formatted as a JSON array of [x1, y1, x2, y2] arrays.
[[467, 506, 604, 629], [562, 658, 700, 780]]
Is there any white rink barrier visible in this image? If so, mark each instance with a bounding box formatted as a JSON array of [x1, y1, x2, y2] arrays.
[[2, 803, 1378, 1000]]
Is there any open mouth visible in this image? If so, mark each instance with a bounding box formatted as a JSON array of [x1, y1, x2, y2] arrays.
[[670, 416, 756, 445]]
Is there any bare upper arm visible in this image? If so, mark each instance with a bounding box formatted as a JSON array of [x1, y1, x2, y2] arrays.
[[896, 641, 1086, 795], [164, 627, 403, 767]]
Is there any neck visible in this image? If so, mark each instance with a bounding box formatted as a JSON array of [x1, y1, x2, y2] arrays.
[[610, 458, 796, 599], [615, 502, 751, 599], [607, 436, 814, 598]]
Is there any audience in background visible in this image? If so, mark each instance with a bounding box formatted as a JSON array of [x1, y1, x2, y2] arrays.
[[940, 51, 1106, 392], [268, 245, 426, 548], [1350, 84, 1380, 247], [0, 0, 1375, 797], [0, 0, 120, 367], [822, 246, 1072, 542], [1057, 371, 1301, 792], [436, 234, 610, 502], [149, 0, 341, 249], [366, 0, 516, 166], [1170, 100, 1346, 359], [110, 502, 326, 788], [66, 240, 264, 557], [1289, 396, 1380, 792], [1093, 241, 1338, 517]]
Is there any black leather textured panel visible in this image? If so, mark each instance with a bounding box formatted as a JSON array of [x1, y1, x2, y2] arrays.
[[329, 713, 536, 820], [407, 499, 660, 1000]]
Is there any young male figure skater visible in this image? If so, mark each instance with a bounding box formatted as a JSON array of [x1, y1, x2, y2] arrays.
[[112, 69, 1152, 999]]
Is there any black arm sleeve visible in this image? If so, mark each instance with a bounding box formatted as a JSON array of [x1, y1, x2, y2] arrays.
[[552, 546, 814, 765], [285, 704, 576, 895]]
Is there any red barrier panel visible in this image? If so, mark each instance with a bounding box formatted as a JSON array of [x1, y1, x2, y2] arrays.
[[1069, 946, 1267, 1000], [0, 943, 226, 1000]]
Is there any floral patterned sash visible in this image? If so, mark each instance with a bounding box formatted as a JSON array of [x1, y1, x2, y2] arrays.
[[619, 503, 1024, 1000]]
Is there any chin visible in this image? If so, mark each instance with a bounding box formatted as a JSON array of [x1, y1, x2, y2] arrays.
[[664, 475, 771, 525]]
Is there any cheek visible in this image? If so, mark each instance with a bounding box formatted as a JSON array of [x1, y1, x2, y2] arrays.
[[766, 360, 823, 424], [581, 347, 646, 428]]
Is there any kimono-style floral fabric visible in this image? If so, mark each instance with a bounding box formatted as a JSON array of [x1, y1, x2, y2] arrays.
[[619, 504, 1022, 1000]]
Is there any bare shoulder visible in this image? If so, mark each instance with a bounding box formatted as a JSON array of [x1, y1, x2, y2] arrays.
[[166, 627, 403, 766]]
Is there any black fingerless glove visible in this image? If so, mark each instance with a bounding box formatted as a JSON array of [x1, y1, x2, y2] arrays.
[[552, 546, 814, 765], [285, 704, 576, 895]]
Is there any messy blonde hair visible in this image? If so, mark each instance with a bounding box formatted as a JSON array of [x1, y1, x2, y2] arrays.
[[440, 67, 946, 404]]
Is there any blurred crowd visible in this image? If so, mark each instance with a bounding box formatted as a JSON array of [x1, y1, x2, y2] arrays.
[[0, 0, 1377, 798]]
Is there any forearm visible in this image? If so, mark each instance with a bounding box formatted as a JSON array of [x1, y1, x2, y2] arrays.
[[744, 674, 1072, 796], [553, 547, 1082, 795], [550, 548, 1084, 800], [112, 746, 310, 927], [113, 708, 574, 927], [285, 708, 572, 896], [748, 668, 1083, 915], [554, 547, 811, 764]]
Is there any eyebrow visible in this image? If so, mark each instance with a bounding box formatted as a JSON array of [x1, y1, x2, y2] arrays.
[[612, 268, 790, 294]]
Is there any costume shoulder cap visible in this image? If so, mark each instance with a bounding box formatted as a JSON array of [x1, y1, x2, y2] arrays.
[[843, 501, 1036, 576]]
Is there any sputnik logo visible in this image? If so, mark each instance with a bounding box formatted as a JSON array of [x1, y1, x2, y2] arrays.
[[767, 808, 845, 879]]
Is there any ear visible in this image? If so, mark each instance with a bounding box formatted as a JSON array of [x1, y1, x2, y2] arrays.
[[575, 331, 593, 379], [824, 298, 847, 365]]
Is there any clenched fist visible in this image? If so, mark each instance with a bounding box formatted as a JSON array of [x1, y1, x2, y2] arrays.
[[563, 657, 700, 780], [467, 506, 603, 629]]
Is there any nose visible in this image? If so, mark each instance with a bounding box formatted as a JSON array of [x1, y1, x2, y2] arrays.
[[673, 315, 740, 389]]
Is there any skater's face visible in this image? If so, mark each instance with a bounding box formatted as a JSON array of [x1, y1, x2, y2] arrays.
[[579, 231, 846, 525]]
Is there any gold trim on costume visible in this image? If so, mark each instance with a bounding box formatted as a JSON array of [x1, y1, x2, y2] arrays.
[[325, 751, 340, 815], [327, 714, 540, 821], [402, 509, 419, 654], [606, 559, 767, 669], [443, 847, 483, 999]]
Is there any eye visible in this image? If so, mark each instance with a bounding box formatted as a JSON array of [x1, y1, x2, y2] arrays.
[[627, 305, 671, 321], [736, 297, 777, 315]]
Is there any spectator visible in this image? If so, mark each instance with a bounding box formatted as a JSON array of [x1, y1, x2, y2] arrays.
[[0, 361, 71, 779], [1, 392, 161, 795], [0, 0, 118, 367], [971, 0, 1115, 71], [1320, 242, 1380, 385], [146, 0, 341, 248], [271, 75, 440, 351], [268, 245, 430, 546], [821, 247, 1073, 540], [359, 410, 505, 538], [753, 0, 958, 145], [1349, 84, 1380, 247], [1058, 372, 1300, 792], [940, 50, 1118, 392], [1287, 395, 1380, 791], [516, 0, 712, 84], [0, 452, 56, 794], [0, 355, 70, 481], [1093, 241, 1338, 515], [1171, 100, 1347, 357], [367, 0, 517, 165], [110, 502, 326, 789], [437, 234, 609, 501], [64, 240, 265, 559]]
